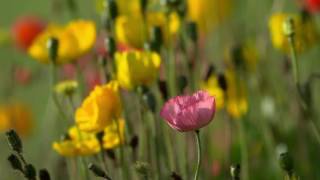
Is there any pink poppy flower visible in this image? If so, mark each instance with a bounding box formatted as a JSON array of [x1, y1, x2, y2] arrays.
[[160, 90, 216, 132]]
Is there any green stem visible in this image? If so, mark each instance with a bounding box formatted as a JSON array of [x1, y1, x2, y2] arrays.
[[194, 130, 201, 180], [287, 30, 320, 144], [114, 119, 128, 179], [238, 119, 249, 180]]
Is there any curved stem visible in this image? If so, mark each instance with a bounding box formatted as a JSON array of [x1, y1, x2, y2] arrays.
[[194, 130, 201, 180]]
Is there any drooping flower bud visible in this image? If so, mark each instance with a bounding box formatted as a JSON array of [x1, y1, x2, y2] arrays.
[[39, 169, 51, 180], [283, 18, 295, 38], [46, 37, 59, 63], [107, 0, 118, 21], [6, 129, 23, 153], [7, 154, 23, 172], [279, 152, 294, 175], [24, 164, 37, 179], [88, 163, 111, 180]]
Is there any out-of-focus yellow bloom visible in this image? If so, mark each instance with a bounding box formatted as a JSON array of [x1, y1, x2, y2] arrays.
[[75, 81, 122, 133], [103, 118, 125, 149], [53, 126, 100, 157], [96, 0, 141, 16], [187, 0, 232, 34], [55, 80, 78, 95], [225, 70, 248, 119], [115, 12, 180, 48], [28, 20, 96, 64], [201, 76, 225, 109], [225, 42, 259, 72], [202, 70, 248, 119], [269, 13, 318, 53], [0, 103, 33, 137], [115, 50, 161, 90]]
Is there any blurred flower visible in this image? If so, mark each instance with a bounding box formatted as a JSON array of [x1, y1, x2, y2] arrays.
[[54, 80, 78, 96], [269, 13, 318, 53], [11, 16, 46, 50], [202, 70, 248, 119], [160, 90, 216, 132], [75, 81, 122, 133], [96, 0, 141, 16], [201, 75, 225, 110], [115, 12, 180, 48], [187, 0, 232, 34], [53, 126, 100, 157], [305, 0, 320, 13], [225, 70, 248, 119], [226, 42, 259, 72], [14, 67, 33, 85], [28, 20, 96, 64], [103, 118, 125, 149], [115, 50, 161, 90], [0, 103, 33, 137]]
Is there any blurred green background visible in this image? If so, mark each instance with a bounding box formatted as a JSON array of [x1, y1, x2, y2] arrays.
[[1, 0, 320, 179]]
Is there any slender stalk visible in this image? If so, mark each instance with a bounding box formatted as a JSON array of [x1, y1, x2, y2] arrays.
[[286, 20, 320, 144], [114, 118, 128, 179], [237, 119, 249, 180], [194, 130, 201, 180]]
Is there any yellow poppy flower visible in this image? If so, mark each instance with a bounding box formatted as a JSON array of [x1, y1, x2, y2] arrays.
[[75, 81, 122, 133], [28, 20, 96, 64], [269, 13, 318, 53], [115, 50, 161, 90], [115, 12, 180, 48], [103, 118, 125, 149], [201, 76, 225, 110], [0, 103, 33, 137], [225, 70, 248, 119], [53, 126, 100, 157], [187, 0, 232, 34]]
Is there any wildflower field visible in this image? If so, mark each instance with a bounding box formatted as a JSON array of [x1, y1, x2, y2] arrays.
[[2, 0, 320, 179]]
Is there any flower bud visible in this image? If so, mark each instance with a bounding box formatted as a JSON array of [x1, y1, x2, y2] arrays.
[[230, 164, 240, 180], [158, 80, 168, 100], [88, 163, 111, 179], [107, 0, 118, 21], [150, 26, 163, 52], [6, 129, 23, 153], [54, 80, 78, 96], [129, 135, 139, 150], [105, 37, 116, 58], [283, 17, 295, 37], [186, 22, 198, 42], [7, 154, 23, 171], [279, 152, 294, 175], [39, 169, 51, 180], [217, 73, 227, 91], [46, 37, 59, 63], [24, 164, 36, 179]]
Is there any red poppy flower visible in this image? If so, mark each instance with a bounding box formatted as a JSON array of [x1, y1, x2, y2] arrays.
[[11, 16, 46, 50]]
